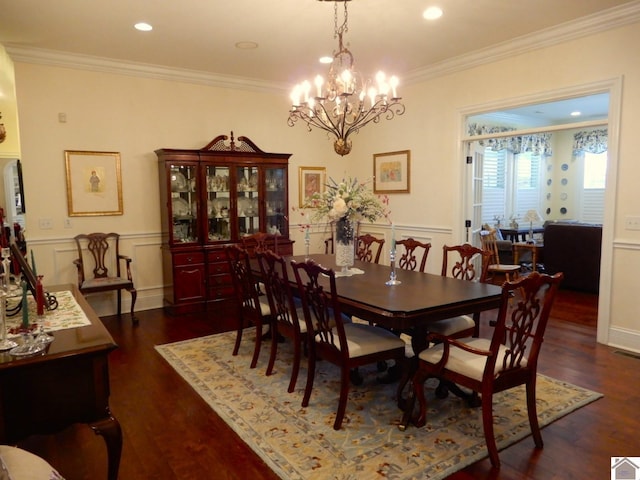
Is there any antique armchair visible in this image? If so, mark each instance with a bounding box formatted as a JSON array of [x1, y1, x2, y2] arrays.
[[403, 271, 564, 467], [73, 232, 137, 324]]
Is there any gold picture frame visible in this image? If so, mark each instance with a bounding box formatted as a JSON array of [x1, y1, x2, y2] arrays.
[[65, 150, 123, 216], [298, 166, 326, 207], [373, 150, 411, 193]]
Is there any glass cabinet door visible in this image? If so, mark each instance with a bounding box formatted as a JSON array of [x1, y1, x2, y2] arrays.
[[236, 166, 260, 237], [265, 166, 287, 237], [205, 165, 231, 242], [169, 164, 198, 244]]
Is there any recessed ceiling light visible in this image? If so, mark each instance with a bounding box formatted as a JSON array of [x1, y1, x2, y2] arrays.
[[134, 22, 153, 32], [319, 56, 333, 64], [235, 41, 258, 50], [423, 6, 443, 20], [570, 111, 582, 116]]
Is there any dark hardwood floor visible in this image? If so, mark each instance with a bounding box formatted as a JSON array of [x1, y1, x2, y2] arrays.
[[17, 289, 640, 479]]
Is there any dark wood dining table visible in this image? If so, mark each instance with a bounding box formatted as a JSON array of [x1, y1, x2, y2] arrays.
[[286, 254, 503, 357]]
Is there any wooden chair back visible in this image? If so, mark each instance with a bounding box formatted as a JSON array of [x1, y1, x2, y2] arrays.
[[241, 232, 280, 257], [356, 233, 385, 264], [396, 238, 431, 272], [479, 229, 504, 265], [441, 243, 491, 282]]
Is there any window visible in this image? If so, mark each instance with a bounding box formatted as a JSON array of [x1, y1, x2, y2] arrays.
[[481, 149, 542, 225], [581, 151, 607, 223]]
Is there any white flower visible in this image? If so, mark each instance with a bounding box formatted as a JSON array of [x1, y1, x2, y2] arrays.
[[330, 197, 348, 219]]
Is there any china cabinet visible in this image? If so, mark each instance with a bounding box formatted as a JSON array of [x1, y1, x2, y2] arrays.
[[157, 132, 292, 318]]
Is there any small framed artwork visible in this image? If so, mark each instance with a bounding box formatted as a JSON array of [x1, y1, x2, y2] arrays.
[[298, 166, 326, 207], [65, 150, 123, 216], [373, 150, 410, 193]]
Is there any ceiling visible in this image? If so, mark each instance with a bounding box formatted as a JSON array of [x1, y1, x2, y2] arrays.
[[0, 0, 635, 87], [0, 0, 635, 125]]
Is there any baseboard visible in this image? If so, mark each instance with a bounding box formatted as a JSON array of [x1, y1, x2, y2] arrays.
[[607, 326, 640, 355]]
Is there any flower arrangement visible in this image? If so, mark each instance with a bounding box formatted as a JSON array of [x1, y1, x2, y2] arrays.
[[304, 177, 390, 224]]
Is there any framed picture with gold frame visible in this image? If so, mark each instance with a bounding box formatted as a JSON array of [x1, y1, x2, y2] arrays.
[[373, 150, 410, 193], [65, 150, 123, 216], [298, 166, 326, 207]]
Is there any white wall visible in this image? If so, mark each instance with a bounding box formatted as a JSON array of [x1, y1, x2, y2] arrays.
[[8, 19, 640, 351]]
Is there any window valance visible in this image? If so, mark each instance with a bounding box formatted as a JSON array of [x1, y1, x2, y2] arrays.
[[467, 124, 553, 156], [573, 129, 608, 154]]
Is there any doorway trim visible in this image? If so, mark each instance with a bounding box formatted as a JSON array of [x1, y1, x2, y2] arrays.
[[457, 77, 622, 346]]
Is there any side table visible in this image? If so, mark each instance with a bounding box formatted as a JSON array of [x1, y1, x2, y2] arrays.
[[513, 242, 544, 272]]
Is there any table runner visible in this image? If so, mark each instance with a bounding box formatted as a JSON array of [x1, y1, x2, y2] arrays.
[[4, 290, 91, 338]]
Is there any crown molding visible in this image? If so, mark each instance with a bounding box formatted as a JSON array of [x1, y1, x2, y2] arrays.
[[405, 1, 640, 84], [5, 46, 288, 94], [5, 1, 640, 93]]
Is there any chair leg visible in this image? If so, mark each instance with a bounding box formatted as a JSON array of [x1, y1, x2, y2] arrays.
[[287, 337, 302, 393], [301, 342, 316, 408], [265, 321, 278, 376], [526, 378, 543, 448], [128, 288, 138, 325], [481, 392, 500, 468], [250, 319, 263, 369], [116, 290, 122, 317], [333, 365, 350, 430], [233, 313, 244, 357]]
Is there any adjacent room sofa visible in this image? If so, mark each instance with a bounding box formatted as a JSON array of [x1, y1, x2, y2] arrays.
[[543, 222, 602, 293]]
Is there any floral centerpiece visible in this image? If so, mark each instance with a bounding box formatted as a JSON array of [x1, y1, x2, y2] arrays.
[[304, 177, 389, 272]]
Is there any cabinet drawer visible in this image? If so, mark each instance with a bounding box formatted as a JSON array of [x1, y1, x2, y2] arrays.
[[208, 249, 228, 263], [208, 261, 230, 275], [174, 252, 205, 266], [208, 284, 235, 299], [209, 273, 232, 287]]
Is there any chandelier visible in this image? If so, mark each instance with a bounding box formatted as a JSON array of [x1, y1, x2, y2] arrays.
[[287, 0, 405, 156]]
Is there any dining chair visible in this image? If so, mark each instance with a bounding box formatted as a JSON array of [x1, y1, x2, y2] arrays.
[[427, 244, 492, 339], [479, 229, 521, 285], [241, 232, 281, 257], [257, 250, 308, 392], [395, 238, 431, 272], [226, 244, 272, 368], [403, 271, 564, 467], [73, 232, 137, 324], [324, 221, 335, 254], [291, 258, 406, 430], [356, 233, 385, 264]]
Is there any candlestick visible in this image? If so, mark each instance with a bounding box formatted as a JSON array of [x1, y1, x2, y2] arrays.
[[0, 291, 18, 350], [391, 223, 396, 251], [36, 275, 45, 316], [21, 280, 29, 329], [31, 250, 37, 277], [304, 225, 311, 260], [385, 246, 402, 286]]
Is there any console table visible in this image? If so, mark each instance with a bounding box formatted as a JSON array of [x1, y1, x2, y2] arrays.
[[0, 284, 121, 480]]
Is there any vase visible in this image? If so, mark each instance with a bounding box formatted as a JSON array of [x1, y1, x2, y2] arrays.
[[334, 218, 355, 275]]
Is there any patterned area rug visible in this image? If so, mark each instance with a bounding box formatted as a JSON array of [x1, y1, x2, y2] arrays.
[[156, 332, 602, 480]]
